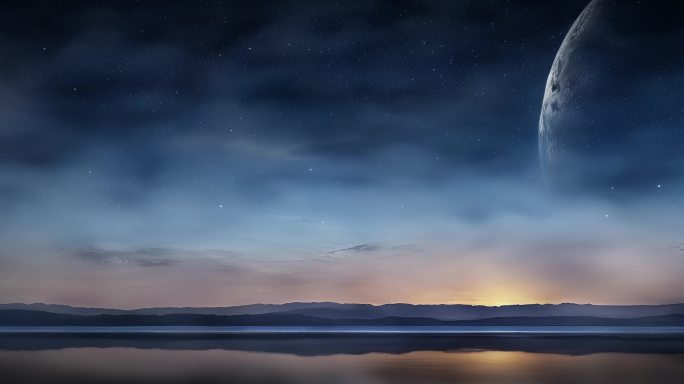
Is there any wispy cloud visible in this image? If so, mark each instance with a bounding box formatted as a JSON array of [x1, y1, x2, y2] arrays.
[[68, 247, 179, 268], [328, 243, 382, 254]]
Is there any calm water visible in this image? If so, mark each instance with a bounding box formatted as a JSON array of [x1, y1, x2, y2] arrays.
[[2, 326, 684, 334], [1, 333, 683, 383]]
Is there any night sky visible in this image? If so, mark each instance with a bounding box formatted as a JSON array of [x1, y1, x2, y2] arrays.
[[1, 0, 683, 308]]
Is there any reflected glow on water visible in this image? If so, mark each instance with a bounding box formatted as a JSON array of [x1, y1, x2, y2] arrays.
[[1, 347, 683, 384]]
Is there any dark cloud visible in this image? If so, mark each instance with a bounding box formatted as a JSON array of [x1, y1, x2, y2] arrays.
[[69, 247, 179, 268], [328, 243, 382, 254], [0, 0, 589, 171]]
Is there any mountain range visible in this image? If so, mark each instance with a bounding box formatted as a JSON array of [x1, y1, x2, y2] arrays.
[[1, 302, 684, 326]]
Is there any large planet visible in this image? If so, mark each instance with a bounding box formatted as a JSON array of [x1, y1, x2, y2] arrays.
[[539, 0, 684, 195]]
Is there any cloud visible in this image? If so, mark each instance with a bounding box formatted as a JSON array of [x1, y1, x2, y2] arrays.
[[69, 247, 179, 268], [1, 0, 684, 307], [328, 243, 382, 254]]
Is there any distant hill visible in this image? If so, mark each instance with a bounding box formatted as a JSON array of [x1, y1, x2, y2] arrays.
[[1, 309, 684, 327], [0, 302, 351, 316], [2, 302, 684, 320]]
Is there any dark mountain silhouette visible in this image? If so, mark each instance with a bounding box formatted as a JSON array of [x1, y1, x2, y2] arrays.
[[2, 302, 684, 320], [0, 302, 350, 316], [1, 309, 684, 327]]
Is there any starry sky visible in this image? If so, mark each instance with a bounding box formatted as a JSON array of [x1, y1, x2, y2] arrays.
[[1, 0, 683, 308]]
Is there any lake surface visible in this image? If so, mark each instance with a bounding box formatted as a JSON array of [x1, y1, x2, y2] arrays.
[[1, 332, 683, 383], [2, 325, 684, 334]]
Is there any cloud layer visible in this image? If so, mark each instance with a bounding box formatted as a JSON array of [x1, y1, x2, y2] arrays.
[[1, 0, 683, 306]]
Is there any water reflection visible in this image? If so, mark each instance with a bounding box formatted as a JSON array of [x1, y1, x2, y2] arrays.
[[2, 333, 684, 355], [0, 336, 683, 384]]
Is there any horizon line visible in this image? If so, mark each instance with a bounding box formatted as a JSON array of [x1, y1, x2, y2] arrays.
[[3, 301, 684, 311]]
